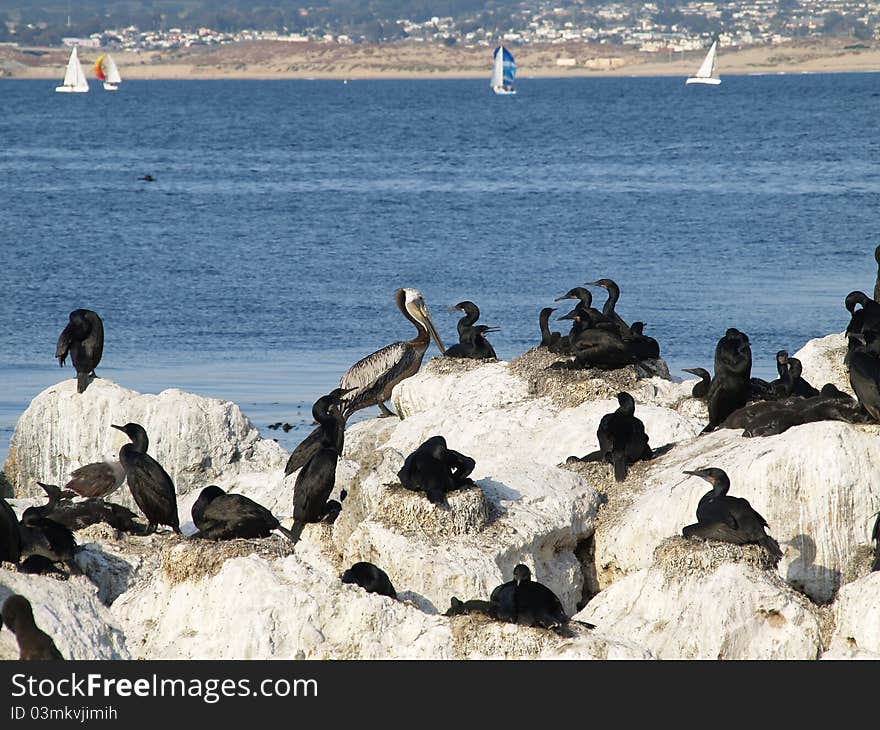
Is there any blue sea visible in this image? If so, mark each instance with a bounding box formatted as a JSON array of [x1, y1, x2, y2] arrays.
[[1, 74, 879, 463]]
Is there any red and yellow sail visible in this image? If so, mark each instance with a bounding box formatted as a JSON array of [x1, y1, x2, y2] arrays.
[[94, 55, 107, 81]]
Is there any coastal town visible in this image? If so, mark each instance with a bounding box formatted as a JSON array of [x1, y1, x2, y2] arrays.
[[4, 1, 879, 56]]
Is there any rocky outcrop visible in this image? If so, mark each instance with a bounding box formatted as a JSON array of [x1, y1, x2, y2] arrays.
[[4, 378, 288, 504], [824, 572, 880, 657], [575, 538, 824, 659]]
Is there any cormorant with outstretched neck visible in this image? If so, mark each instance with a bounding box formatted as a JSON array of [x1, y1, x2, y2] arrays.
[[289, 389, 351, 543], [445, 324, 499, 360], [55, 309, 104, 394], [683, 368, 711, 399], [191, 485, 294, 541], [703, 328, 752, 432], [489, 564, 575, 629], [1, 595, 64, 660], [0, 495, 21, 564], [284, 289, 445, 474], [397, 435, 476, 504], [596, 392, 652, 481], [625, 321, 660, 360], [538, 307, 562, 350], [30, 482, 145, 534], [111, 422, 181, 534], [584, 279, 630, 338], [681, 467, 782, 561], [341, 562, 397, 598]]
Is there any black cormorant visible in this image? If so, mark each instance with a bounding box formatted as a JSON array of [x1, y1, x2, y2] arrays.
[[596, 392, 652, 481], [111, 422, 181, 534], [191, 485, 294, 541], [341, 562, 397, 598], [55, 309, 104, 394], [397, 435, 476, 504], [681, 467, 782, 561]]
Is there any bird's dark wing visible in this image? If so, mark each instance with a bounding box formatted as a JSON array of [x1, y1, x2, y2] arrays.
[[55, 324, 73, 366], [125, 452, 179, 528], [293, 450, 338, 523]]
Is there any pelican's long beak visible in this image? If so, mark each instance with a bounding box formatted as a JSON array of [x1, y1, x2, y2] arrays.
[[418, 300, 446, 354]]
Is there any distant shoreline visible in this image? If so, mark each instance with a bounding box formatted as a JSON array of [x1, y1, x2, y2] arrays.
[[2, 38, 879, 81]]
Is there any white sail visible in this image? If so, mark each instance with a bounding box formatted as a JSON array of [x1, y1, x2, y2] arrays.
[[686, 40, 721, 85], [104, 54, 121, 84], [56, 46, 89, 93], [490, 46, 504, 89]]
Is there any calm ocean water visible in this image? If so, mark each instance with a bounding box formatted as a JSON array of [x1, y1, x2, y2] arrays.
[[1, 74, 879, 463]]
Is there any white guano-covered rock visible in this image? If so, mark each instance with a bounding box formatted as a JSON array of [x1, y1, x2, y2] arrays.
[[825, 572, 880, 657], [793, 331, 852, 395], [594, 421, 880, 603], [4, 378, 287, 502], [0, 569, 130, 660], [575, 539, 823, 660]]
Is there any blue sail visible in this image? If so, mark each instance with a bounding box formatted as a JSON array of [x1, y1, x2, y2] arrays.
[[500, 47, 516, 87]]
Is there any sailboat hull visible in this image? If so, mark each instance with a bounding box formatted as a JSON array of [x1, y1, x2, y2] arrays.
[[685, 77, 721, 85], [492, 86, 517, 95], [54, 86, 88, 93], [103, 82, 118, 91]]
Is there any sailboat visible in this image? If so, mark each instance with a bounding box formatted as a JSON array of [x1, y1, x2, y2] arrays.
[[55, 46, 89, 93], [94, 53, 122, 91], [491, 45, 517, 95], [686, 40, 721, 86]]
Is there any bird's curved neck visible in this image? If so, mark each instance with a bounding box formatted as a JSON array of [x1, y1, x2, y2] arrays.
[[602, 287, 619, 315], [399, 298, 429, 346]]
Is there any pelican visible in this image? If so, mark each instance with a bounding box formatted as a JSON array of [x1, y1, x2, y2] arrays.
[[338, 287, 445, 418], [283, 288, 445, 476]]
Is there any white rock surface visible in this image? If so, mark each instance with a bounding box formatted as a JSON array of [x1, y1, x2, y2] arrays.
[[0, 569, 130, 660], [576, 539, 823, 659], [4, 378, 288, 505], [793, 331, 852, 395], [825, 572, 880, 657], [594, 421, 880, 602]]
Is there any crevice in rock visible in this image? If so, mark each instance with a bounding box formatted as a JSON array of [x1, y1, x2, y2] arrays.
[[575, 535, 599, 611]]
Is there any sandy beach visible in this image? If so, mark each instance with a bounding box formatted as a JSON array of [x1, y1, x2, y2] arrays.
[[2, 38, 879, 80]]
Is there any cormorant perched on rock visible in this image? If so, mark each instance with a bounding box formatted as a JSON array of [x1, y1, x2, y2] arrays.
[[554, 287, 609, 330], [445, 596, 493, 617], [489, 564, 576, 629], [18, 508, 78, 574], [0, 495, 21, 564], [55, 309, 104, 394], [625, 321, 660, 360], [448, 300, 481, 340], [847, 331, 880, 421], [683, 367, 711, 399], [31, 483, 145, 534], [397, 435, 476, 504], [289, 389, 351, 543], [845, 291, 880, 338], [555, 308, 636, 371], [111, 423, 180, 534], [786, 357, 819, 398], [703, 328, 753, 432], [1, 595, 64, 660], [721, 394, 872, 437], [820, 383, 854, 401], [681, 468, 782, 561], [191, 485, 293, 541], [538, 307, 562, 350], [341, 562, 397, 598], [63, 460, 125, 500], [596, 392, 652, 481], [444, 325, 499, 360], [584, 278, 630, 338]]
